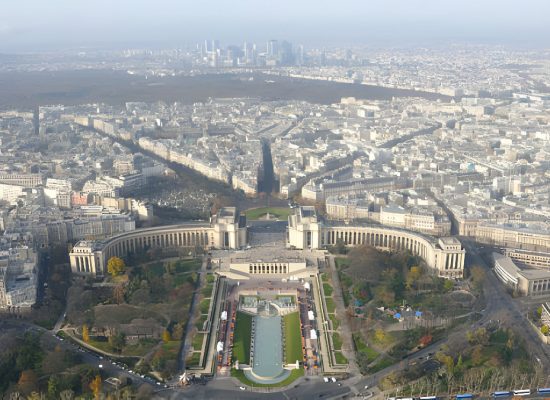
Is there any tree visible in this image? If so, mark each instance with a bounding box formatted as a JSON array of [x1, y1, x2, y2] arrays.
[[541, 325, 549, 335], [89, 375, 102, 400], [47, 375, 60, 399], [26, 392, 45, 400], [17, 370, 38, 395], [374, 329, 386, 344], [419, 334, 433, 347], [107, 257, 126, 277], [467, 328, 489, 346], [109, 332, 126, 353], [82, 324, 90, 343], [537, 306, 543, 320], [136, 384, 153, 400], [162, 330, 171, 343], [172, 322, 185, 340], [59, 390, 75, 400], [443, 279, 454, 292], [334, 238, 348, 254], [112, 284, 126, 305], [406, 266, 422, 289]]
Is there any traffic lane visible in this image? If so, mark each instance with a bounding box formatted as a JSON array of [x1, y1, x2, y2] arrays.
[[175, 381, 351, 400]]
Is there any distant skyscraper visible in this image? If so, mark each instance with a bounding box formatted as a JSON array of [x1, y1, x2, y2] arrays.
[[280, 40, 294, 65], [297, 44, 305, 65], [211, 39, 220, 53], [267, 40, 278, 57]]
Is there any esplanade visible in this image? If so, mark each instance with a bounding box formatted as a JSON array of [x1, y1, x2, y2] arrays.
[[287, 206, 465, 278], [69, 207, 246, 276]]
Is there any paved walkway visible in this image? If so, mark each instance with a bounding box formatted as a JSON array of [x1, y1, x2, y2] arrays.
[[179, 257, 207, 371], [328, 255, 359, 375]]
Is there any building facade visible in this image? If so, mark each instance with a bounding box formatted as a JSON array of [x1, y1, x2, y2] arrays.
[[69, 207, 246, 276], [287, 207, 465, 278]]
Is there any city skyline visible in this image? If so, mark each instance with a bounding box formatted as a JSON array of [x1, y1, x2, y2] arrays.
[[2, 0, 550, 52], [3, 2, 550, 399]]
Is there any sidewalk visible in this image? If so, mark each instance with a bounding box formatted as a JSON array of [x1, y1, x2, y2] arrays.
[[328, 255, 359, 375]]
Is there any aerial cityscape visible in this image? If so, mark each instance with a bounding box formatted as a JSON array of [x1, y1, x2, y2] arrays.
[[2, 1, 550, 399]]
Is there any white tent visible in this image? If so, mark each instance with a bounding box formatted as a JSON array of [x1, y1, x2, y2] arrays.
[[221, 310, 228, 321], [308, 310, 315, 321], [216, 341, 224, 352], [310, 329, 318, 340]]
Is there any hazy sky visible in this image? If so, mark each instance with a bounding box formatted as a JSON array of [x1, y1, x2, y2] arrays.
[[1, 0, 550, 52]]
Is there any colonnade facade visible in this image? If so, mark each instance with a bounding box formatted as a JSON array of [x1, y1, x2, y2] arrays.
[[287, 209, 465, 278], [327, 226, 464, 278], [70, 210, 246, 276]]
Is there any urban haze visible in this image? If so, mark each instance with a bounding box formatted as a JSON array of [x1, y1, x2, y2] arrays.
[[1, 1, 550, 400]]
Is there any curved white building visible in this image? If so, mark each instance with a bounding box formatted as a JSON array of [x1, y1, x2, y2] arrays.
[[69, 207, 246, 276], [287, 206, 465, 278]]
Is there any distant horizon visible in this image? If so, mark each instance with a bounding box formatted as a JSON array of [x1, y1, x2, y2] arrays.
[[1, 39, 550, 56], [1, 0, 550, 53]]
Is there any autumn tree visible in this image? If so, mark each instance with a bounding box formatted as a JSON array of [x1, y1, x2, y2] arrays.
[[89, 375, 102, 400], [16, 370, 38, 395], [466, 327, 489, 346], [419, 334, 433, 347], [82, 324, 90, 343], [107, 257, 126, 277], [541, 325, 549, 335], [162, 330, 171, 343], [374, 328, 386, 344]]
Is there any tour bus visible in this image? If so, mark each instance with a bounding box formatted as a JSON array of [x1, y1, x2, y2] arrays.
[[538, 387, 550, 394], [419, 396, 438, 400], [512, 389, 531, 396], [456, 394, 474, 399], [491, 391, 511, 398]]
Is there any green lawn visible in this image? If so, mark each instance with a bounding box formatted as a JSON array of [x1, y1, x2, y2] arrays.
[[321, 273, 329, 282], [195, 314, 208, 331], [199, 298, 211, 314], [192, 333, 204, 351], [87, 338, 114, 354], [329, 314, 340, 330], [283, 312, 303, 364], [244, 207, 293, 220], [231, 368, 304, 387], [201, 283, 214, 297], [323, 283, 333, 297], [186, 352, 201, 367], [334, 351, 348, 365], [206, 274, 216, 284], [353, 333, 379, 361], [332, 333, 343, 350], [335, 257, 350, 269], [233, 312, 253, 364], [325, 297, 336, 313], [122, 339, 157, 356], [172, 258, 201, 273]]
